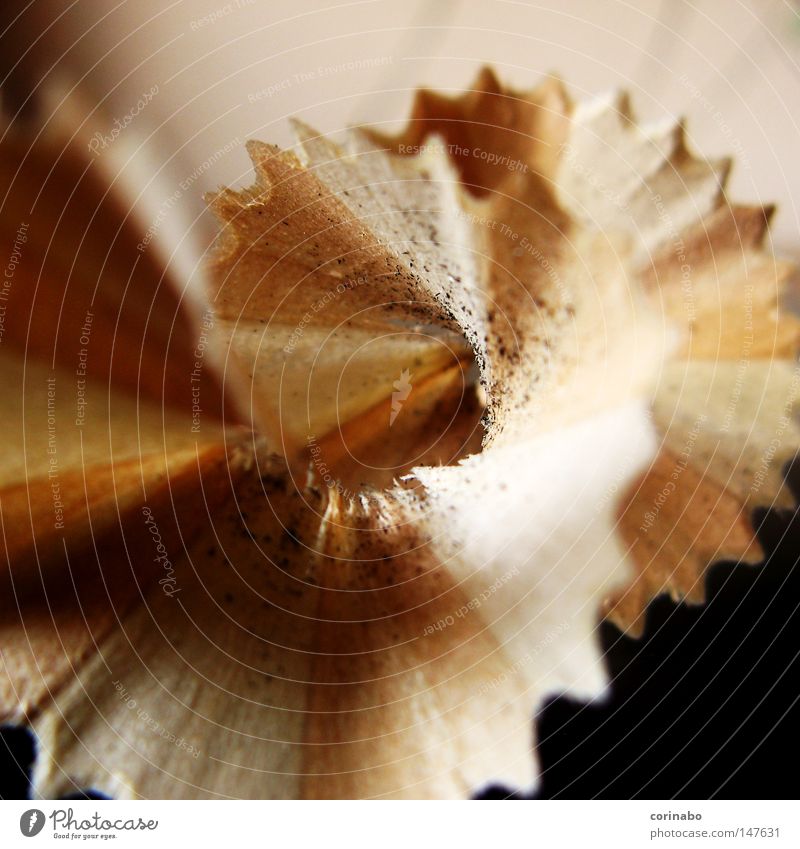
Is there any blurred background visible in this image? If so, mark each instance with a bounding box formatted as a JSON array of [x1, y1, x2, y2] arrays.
[[2, 0, 800, 262], [1, 0, 799, 800]]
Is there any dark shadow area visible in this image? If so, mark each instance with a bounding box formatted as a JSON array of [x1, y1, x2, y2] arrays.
[[0, 726, 110, 800], [478, 461, 800, 799], [0, 725, 34, 800], [59, 790, 112, 801]]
